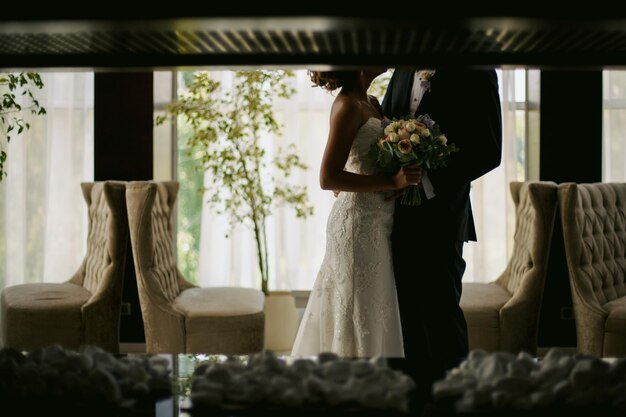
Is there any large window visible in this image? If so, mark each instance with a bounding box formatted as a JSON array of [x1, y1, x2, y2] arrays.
[[155, 69, 534, 290], [603, 71, 626, 181], [464, 69, 536, 282]]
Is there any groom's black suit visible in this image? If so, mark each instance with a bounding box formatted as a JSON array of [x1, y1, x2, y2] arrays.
[[382, 69, 502, 385]]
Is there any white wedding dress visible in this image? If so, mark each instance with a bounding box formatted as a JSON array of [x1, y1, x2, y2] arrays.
[[291, 117, 404, 358]]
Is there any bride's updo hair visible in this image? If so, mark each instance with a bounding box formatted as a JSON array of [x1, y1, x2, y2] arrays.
[[309, 70, 358, 92]]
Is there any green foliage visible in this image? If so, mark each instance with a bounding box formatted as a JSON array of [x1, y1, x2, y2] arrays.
[[176, 121, 204, 284], [367, 70, 393, 103], [157, 70, 313, 295], [0, 73, 47, 181]]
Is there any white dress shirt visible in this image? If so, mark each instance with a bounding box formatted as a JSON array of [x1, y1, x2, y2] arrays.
[[410, 70, 436, 199]]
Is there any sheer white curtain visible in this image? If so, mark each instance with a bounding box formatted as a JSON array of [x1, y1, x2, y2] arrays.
[[463, 69, 526, 282], [0, 73, 94, 290], [197, 70, 335, 290], [602, 70, 626, 182], [196, 69, 525, 289]]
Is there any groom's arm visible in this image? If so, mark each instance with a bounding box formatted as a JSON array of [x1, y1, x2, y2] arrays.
[[428, 70, 502, 195], [381, 69, 411, 119]]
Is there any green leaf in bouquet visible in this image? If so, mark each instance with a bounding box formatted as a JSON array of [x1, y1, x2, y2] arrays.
[[370, 141, 394, 168], [380, 151, 394, 167], [376, 158, 398, 173], [398, 153, 415, 164], [368, 143, 380, 161], [383, 141, 394, 153]]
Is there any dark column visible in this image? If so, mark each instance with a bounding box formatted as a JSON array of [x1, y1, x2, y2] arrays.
[[540, 71, 602, 183], [95, 72, 153, 344], [95, 73, 153, 180], [538, 70, 602, 350]]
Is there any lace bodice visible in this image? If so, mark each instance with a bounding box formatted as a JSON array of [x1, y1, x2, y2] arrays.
[[345, 117, 384, 175]]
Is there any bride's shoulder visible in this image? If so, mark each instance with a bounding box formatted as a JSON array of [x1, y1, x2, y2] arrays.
[[330, 96, 361, 118], [333, 94, 359, 107]]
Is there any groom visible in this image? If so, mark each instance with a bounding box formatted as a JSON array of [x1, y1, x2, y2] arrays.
[[382, 68, 502, 390]]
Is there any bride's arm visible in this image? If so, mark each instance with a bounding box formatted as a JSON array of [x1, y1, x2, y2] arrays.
[[320, 98, 419, 192]]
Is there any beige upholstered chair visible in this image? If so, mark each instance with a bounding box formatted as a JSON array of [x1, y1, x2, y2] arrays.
[[125, 181, 265, 354], [460, 181, 558, 355], [559, 182, 626, 357], [1, 181, 128, 353]]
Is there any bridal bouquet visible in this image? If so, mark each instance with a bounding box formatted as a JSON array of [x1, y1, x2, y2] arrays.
[[370, 114, 459, 206]]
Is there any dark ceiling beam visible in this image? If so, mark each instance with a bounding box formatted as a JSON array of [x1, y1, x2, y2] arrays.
[[3, 52, 626, 71], [1, 16, 626, 69]]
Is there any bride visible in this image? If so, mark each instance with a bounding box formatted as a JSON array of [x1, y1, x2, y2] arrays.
[[291, 69, 421, 358]]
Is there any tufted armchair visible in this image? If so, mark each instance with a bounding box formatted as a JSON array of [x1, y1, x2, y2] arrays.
[[460, 181, 558, 355], [559, 182, 626, 357], [1, 181, 128, 353], [125, 181, 265, 354]]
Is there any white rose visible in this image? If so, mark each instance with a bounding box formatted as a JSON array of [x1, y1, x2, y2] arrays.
[[405, 122, 417, 133], [410, 134, 421, 144], [387, 133, 399, 143], [384, 124, 395, 135], [438, 134, 448, 145]]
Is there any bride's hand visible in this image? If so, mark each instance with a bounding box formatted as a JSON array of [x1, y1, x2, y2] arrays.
[[392, 165, 422, 189]]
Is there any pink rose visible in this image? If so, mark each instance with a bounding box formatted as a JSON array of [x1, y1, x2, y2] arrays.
[[398, 128, 410, 140], [398, 139, 413, 154]]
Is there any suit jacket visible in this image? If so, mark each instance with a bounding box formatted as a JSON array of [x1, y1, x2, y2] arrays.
[[382, 68, 502, 242]]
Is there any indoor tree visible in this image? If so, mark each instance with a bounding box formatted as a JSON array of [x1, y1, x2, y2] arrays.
[[0, 72, 47, 181], [157, 70, 313, 295]]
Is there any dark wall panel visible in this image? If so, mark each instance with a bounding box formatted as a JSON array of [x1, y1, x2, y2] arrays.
[[540, 71, 602, 184], [95, 73, 153, 181], [95, 72, 153, 344], [538, 70, 602, 349]]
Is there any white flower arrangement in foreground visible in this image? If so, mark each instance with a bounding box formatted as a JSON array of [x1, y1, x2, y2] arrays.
[[0, 344, 172, 415], [433, 348, 626, 412], [188, 351, 415, 412]]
